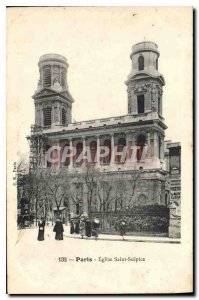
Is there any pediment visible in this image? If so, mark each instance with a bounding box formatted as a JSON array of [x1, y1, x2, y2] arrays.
[[131, 72, 152, 80], [32, 88, 74, 103], [127, 71, 165, 86], [32, 88, 59, 99]]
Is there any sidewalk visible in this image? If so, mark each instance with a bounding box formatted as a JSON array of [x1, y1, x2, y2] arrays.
[[63, 225, 181, 244], [65, 233, 181, 244], [24, 225, 180, 244]]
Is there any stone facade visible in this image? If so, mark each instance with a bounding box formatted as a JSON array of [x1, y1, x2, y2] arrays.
[[29, 41, 181, 237], [167, 142, 181, 238], [33, 54, 74, 127]]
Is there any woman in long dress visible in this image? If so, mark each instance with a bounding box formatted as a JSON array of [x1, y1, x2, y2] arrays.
[[92, 218, 100, 241], [79, 219, 86, 239], [53, 218, 64, 240], [37, 218, 45, 241], [70, 220, 75, 234], [85, 218, 92, 238], [74, 219, 80, 234], [119, 220, 126, 240]]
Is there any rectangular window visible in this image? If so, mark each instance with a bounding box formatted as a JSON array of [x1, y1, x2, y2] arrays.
[[137, 95, 145, 114], [76, 203, 81, 215], [43, 108, 52, 126], [43, 66, 51, 87], [62, 109, 66, 125]]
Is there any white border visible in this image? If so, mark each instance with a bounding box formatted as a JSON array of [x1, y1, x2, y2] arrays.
[[1, 1, 198, 298]]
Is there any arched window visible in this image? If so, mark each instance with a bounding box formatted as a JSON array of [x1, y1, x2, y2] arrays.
[[61, 69, 66, 87], [103, 139, 111, 164], [75, 142, 83, 165], [61, 142, 70, 167], [138, 55, 144, 71], [62, 108, 66, 125], [116, 137, 126, 163], [90, 141, 97, 163], [136, 134, 146, 161], [137, 95, 145, 114], [43, 107, 52, 126], [43, 66, 51, 87], [156, 58, 158, 70]]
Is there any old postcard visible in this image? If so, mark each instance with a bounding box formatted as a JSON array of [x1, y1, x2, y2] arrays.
[[7, 6, 193, 294]]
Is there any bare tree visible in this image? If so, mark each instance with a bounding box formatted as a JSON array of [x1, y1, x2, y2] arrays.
[[69, 172, 84, 214], [114, 179, 127, 211], [82, 164, 98, 213], [43, 166, 70, 215], [95, 171, 115, 212], [28, 168, 47, 225], [126, 171, 141, 208]]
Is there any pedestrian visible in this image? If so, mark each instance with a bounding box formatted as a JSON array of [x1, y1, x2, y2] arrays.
[[74, 219, 80, 234], [37, 217, 45, 241], [92, 218, 100, 241], [53, 218, 64, 240], [119, 220, 126, 240], [70, 220, 75, 234], [85, 218, 92, 238], [79, 218, 85, 239]]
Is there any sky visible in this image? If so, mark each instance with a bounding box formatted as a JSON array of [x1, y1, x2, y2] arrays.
[[7, 7, 192, 159]]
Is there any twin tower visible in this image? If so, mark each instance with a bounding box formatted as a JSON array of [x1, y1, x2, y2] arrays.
[[33, 41, 165, 127]]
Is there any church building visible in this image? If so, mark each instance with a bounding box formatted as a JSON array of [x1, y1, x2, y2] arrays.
[[28, 41, 181, 236]]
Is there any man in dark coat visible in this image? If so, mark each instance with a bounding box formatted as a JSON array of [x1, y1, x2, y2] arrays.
[[119, 220, 126, 240], [74, 219, 80, 234], [37, 218, 45, 241], [85, 218, 92, 237], [70, 220, 75, 234], [53, 218, 64, 240]]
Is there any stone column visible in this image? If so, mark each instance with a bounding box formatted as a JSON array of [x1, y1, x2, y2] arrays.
[[160, 136, 164, 160], [111, 133, 115, 164], [41, 68, 44, 88], [147, 132, 152, 160], [96, 135, 101, 165], [55, 140, 60, 168], [133, 94, 137, 114], [69, 138, 73, 169], [82, 136, 86, 165], [130, 133, 137, 163], [51, 65, 53, 88], [153, 131, 159, 160], [126, 132, 132, 162], [59, 66, 62, 84]]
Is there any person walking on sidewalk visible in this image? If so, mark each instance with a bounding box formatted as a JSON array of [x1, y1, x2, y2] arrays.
[[70, 220, 75, 234], [79, 218, 86, 239], [92, 218, 100, 241], [53, 218, 64, 240], [74, 219, 80, 234], [85, 217, 92, 238], [119, 220, 126, 241], [37, 217, 45, 241]]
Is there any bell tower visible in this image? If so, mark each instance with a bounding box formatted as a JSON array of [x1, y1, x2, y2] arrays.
[[32, 53, 74, 128], [125, 41, 167, 168], [126, 41, 165, 116]]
